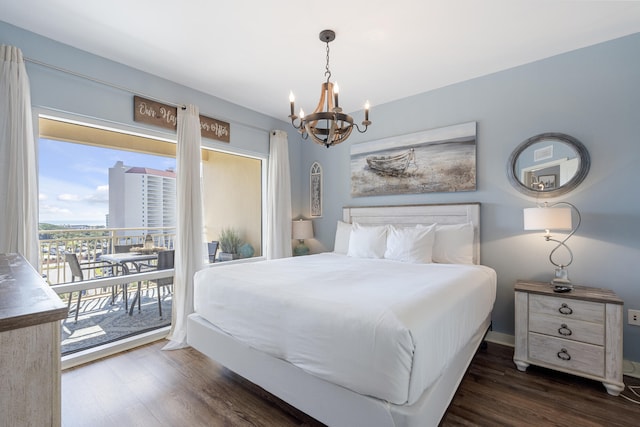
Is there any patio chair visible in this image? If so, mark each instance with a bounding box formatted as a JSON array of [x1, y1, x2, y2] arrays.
[[208, 241, 219, 263], [65, 253, 114, 323], [147, 250, 175, 318], [113, 244, 137, 275]]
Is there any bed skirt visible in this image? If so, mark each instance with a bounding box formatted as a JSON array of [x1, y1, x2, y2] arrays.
[[187, 312, 491, 427]]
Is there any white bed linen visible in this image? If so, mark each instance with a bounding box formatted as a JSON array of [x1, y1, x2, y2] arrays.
[[193, 253, 496, 405]]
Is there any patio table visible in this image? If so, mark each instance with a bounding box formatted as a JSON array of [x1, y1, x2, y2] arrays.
[[99, 252, 158, 315], [99, 252, 157, 273]]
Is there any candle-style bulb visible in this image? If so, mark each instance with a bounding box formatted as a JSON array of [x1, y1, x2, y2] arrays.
[[333, 82, 340, 109], [364, 101, 370, 121], [289, 91, 295, 116], [299, 109, 305, 119]]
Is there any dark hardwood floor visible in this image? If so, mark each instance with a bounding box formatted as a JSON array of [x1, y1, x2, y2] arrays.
[[442, 343, 640, 426], [62, 340, 640, 426]]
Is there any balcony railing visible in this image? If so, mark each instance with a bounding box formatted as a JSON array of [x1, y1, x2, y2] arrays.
[[39, 226, 176, 285], [52, 268, 174, 355]]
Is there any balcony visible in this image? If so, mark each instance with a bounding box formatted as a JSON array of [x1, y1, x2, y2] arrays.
[[59, 283, 172, 355], [40, 227, 176, 355]]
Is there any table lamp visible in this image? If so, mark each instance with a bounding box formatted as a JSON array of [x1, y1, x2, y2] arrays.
[[292, 219, 313, 256], [523, 202, 581, 292]]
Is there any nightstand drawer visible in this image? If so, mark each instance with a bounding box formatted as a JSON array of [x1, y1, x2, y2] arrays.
[[529, 314, 604, 346], [529, 332, 604, 377], [529, 294, 604, 323]]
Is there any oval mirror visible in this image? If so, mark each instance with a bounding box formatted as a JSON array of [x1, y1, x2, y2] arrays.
[[507, 132, 590, 198]]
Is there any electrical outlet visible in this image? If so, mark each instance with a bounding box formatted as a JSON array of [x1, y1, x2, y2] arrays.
[[629, 309, 640, 326]]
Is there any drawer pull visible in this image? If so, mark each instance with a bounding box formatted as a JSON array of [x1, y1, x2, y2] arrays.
[[558, 324, 572, 336], [558, 303, 573, 315], [557, 348, 571, 361]]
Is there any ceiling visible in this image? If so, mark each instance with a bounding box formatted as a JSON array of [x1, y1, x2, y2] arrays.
[[2, 1, 640, 121]]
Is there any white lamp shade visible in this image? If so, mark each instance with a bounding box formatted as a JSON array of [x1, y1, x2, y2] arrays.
[[292, 219, 314, 240], [523, 207, 572, 231]]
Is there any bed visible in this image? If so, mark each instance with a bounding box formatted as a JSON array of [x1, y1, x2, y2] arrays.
[[187, 203, 496, 426]]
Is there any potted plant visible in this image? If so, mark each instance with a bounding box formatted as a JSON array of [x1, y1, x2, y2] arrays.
[[218, 227, 243, 261]]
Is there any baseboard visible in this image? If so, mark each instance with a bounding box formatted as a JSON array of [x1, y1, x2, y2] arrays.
[[486, 331, 514, 347], [485, 331, 640, 380], [623, 360, 640, 379], [61, 326, 170, 370]]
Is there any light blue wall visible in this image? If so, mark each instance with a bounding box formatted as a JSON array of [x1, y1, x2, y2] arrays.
[[299, 33, 640, 362], [0, 20, 303, 216]]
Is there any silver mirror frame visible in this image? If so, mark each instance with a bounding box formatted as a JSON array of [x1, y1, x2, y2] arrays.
[[507, 132, 590, 198]]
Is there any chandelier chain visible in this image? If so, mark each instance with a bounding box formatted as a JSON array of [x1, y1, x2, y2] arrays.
[[324, 41, 331, 82]]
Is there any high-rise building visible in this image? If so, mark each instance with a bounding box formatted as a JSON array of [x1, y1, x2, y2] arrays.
[[108, 161, 176, 237]]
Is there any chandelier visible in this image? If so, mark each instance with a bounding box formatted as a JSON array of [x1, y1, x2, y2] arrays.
[[288, 29, 371, 148]]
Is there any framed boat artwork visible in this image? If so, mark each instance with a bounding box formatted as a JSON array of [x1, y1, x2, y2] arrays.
[[350, 122, 477, 197]]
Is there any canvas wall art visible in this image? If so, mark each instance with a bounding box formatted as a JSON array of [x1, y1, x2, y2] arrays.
[[350, 122, 477, 197]]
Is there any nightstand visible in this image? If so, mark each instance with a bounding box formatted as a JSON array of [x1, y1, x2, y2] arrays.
[[513, 280, 624, 396]]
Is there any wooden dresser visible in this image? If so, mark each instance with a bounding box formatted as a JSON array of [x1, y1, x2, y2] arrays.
[[0, 253, 68, 426], [513, 280, 624, 396]]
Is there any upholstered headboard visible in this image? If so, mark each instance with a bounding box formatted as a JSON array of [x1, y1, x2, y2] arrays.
[[342, 203, 481, 264]]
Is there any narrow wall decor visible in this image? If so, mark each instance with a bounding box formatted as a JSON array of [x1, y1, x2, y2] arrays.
[[350, 122, 477, 197], [310, 162, 322, 217]]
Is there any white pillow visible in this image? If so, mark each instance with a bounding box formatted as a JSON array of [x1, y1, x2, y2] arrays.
[[333, 220, 352, 254], [384, 224, 436, 263], [430, 222, 474, 264], [347, 223, 388, 259]]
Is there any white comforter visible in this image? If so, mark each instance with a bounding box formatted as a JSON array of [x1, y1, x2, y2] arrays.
[[193, 253, 496, 405]]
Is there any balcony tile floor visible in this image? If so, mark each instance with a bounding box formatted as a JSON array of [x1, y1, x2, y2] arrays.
[[61, 287, 171, 355]]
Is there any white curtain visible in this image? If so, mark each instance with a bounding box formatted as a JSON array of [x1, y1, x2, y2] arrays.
[[163, 104, 205, 350], [0, 45, 39, 268], [266, 130, 292, 259]]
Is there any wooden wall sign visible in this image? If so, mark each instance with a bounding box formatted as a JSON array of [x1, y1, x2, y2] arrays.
[[134, 96, 177, 130], [199, 114, 230, 142], [134, 95, 230, 143]]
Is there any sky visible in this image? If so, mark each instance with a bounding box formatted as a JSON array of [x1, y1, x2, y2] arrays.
[[38, 139, 176, 226]]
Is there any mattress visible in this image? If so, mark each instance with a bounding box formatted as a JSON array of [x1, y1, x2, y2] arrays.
[[193, 253, 496, 405]]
